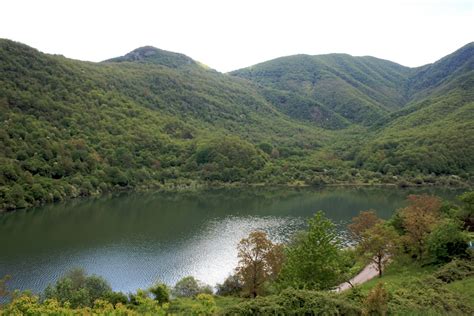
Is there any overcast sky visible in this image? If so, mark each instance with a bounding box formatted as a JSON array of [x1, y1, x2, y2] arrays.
[[1, 0, 472, 72]]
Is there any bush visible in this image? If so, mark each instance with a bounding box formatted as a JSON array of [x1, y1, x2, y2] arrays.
[[43, 268, 112, 308], [433, 259, 474, 283], [388, 276, 473, 315], [221, 288, 362, 315], [364, 283, 388, 316], [193, 293, 217, 315], [427, 220, 468, 263]]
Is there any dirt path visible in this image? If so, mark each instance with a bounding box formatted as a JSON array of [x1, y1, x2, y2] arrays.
[[334, 262, 379, 292]]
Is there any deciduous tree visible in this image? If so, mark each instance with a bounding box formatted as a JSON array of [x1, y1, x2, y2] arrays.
[[235, 231, 283, 298], [348, 210, 382, 241], [278, 211, 348, 290], [358, 223, 399, 277], [400, 195, 441, 260]]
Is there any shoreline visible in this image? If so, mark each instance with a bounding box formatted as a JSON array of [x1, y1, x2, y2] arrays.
[[1, 180, 471, 214]]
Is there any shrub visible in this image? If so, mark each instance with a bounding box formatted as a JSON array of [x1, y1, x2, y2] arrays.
[[388, 276, 473, 315], [433, 259, 474, 283], [221, 288, 362, 315], [427, 220, 468, 263], [364, 283, 388, 316]]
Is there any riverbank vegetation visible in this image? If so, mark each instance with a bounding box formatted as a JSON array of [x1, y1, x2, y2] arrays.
[[1, 190, 472, 315]]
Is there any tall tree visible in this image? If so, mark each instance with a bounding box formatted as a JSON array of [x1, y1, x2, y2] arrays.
[[458, 191, 474, 231], [358, 222, 399, 277], [278, 211, 348, 290], [400, 195, 441, 260], [235, 231, 283, 298]]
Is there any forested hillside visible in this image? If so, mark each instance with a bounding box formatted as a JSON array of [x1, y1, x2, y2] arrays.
[[230, 54, 412, 126], [0, 39, 473, 210], [232, 42, 474, 181]]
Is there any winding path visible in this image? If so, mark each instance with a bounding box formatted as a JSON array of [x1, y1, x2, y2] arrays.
[[334, 262, 379, 292]]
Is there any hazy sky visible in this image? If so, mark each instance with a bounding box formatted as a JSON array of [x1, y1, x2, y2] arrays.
[[1, 0, 472, 72]]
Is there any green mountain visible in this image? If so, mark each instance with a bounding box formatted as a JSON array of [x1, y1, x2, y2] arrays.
[[231, 43, 474, 177], [0, 39, 472, 211], [105, 46, 198, 68], [357, 42, 474, 176], [230, 54, 412, 126], [0, 39, 329, 210]]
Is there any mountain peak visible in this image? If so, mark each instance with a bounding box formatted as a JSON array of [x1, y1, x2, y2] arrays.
[[104, 46, 196, 68]]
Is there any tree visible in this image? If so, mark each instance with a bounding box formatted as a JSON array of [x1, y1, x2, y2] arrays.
[[149, 282, 170, 304], [358, 223, 399, 277], [348, 210, 382, 241], [458, 191, 474, 231], [0, 275, 11, 300], [44, 268, 112, 308], [216, 274, 243, 296], [235, 231, 283, 298], [172, 276, 212, 298], [278, 211, 348, 290], [427, 219, 468, 263], [400, 195, 441, 260]]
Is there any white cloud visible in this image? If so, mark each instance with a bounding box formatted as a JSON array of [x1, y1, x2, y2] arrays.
[[0, 0, 472, 72]]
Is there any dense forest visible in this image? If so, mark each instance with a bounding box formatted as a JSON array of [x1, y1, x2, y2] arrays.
[[0, 39, 473, 210], [1, 191, 473, 315]]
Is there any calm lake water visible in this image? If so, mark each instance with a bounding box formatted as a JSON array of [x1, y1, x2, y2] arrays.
[[0, 186, 463, 294]]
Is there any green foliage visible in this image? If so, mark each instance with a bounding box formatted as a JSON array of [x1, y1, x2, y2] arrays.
[[1, 39, 473, 211], [192, 294, 217, 316], [43, 268, 112, 308], [149, 282, 170, 304], [0, 39, 331, 211], [216, 274, 243, 297], [433, 259, 474, 283], [459, 191, 474, 230], [194, 136, 266, 182], [130, 289, 168, 315], [172, 276, 212, 298], [387, 276, 473, 315], [221, 288, 362, 315], [427, 219, 469, 263], [231, 53, 410, 126], [277, 211, 348, 290], [358, 222, 399, 277], [0, 291, 166, 315], [363, 282, 388, 316], [168, 294, 217, 315]]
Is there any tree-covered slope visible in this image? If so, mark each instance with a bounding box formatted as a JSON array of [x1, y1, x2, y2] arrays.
[[409, 42, 474, 100], [230, 54, 412, 126], [0, 39, 473, 211], [0, 39, 328, 210], [355, 42, 474, 177]]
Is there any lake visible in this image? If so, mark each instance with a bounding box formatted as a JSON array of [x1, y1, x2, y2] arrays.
[[0, 186, 463, 294]]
